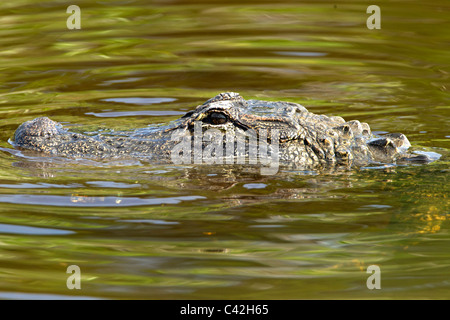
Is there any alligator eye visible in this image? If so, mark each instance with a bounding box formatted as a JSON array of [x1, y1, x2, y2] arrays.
[[206, 112, 228, 125]]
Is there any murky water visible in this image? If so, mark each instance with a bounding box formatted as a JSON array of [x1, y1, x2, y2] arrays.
[[0, 1, 448, 299]]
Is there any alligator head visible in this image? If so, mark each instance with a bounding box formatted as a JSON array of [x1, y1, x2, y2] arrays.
[[13, 92, 431, 172]]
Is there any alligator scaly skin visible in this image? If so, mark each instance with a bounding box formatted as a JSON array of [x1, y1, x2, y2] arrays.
[[13, 92, 429, 168]]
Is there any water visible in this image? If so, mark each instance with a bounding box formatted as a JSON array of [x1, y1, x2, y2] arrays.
[[0, 0, 448, 299]]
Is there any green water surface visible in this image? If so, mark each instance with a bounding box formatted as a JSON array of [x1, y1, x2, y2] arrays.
[[0, 0, 448, 299]]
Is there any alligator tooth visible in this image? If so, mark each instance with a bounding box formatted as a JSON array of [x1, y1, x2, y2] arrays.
[[367, 137, 399, 158], [368, 137, 393, 148], [384, 133, 411, 151]]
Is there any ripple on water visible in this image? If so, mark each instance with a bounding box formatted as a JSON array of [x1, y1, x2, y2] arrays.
[[101, 97, 177, 105], [0, 194, 205, 207], [85, 110, 185, 117], [0, 223, 74, 235]]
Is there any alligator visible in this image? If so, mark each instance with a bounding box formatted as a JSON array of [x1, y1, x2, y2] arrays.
[[12, 92, 430, 173]]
